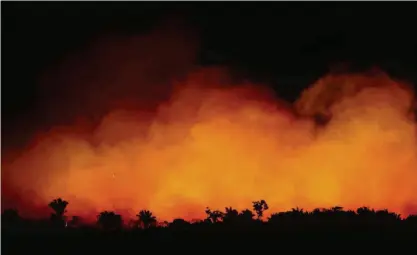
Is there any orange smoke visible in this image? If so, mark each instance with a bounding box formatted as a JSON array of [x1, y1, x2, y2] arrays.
[[2, 27, 417, 223]]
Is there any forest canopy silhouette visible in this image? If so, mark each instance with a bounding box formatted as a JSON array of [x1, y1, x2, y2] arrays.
[[2, 20, 417, 224]]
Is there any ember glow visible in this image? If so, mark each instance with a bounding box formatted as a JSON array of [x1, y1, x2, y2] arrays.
[[2, 26, 417, 223]]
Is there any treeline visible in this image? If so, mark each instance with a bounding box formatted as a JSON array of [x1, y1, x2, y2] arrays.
[[3, 198, 417, 254], [2, 198, 417, 231]]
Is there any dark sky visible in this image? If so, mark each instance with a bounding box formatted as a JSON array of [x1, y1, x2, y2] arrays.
[[2, 2, 417, 150]]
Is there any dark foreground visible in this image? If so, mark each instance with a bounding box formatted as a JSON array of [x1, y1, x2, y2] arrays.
[[3, 203, 417, 254], [3, 223, 417, 254]]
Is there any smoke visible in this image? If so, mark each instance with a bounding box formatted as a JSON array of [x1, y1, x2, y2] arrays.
[[2, 23, 417, 222]]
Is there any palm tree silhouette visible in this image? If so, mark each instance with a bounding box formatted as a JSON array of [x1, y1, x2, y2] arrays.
[[136, 210, 157, 229], [48, 198, 68, 227], [48, 198, 68, 217]]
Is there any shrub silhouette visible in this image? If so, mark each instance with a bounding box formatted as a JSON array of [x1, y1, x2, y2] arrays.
[[170, 218, 191, 229], [68, 216, 82, 228], [97, 211, 123, 231]]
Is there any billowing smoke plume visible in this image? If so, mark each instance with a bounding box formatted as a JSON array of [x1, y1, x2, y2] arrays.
[[2, 22, 417, 222]]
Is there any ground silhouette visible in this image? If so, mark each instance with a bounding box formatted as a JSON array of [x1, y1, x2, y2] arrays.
[[2, 198, 417, 254]]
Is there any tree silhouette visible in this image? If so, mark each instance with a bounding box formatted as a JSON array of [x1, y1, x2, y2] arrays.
[[267, 212, 282, 225], [2, 209, 21, 228], [356, 206, 376, 223], [357, 206, 374, 216], [238, 209, 255, 223], [375, 209, 401, 223], [136, 210, 157, 229], [405, 214, 417, 227], [268, 207, 307, 225], [205, 207, 224, 223], [223, 207, 239, 224], [252, 200, 269, 219], [48, 198, 69, 227], [290, 207, 306, 219], [331, 206, 343, 213], [97, 211, 123, 231]]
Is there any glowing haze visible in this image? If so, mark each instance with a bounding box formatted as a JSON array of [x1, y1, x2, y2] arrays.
[[2, 23, 417, 222]]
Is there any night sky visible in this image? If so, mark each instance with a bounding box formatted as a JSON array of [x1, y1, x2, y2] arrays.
[[2, 2, 417, 150]]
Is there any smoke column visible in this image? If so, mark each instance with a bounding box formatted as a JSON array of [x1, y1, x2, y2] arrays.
[[2, 23, 417, 222]]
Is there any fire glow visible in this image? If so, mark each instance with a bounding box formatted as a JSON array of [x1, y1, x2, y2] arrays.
[[2, 24, 417, 223]]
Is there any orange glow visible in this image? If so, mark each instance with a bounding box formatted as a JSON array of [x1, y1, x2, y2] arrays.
[[2, 27, 417, 223]]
